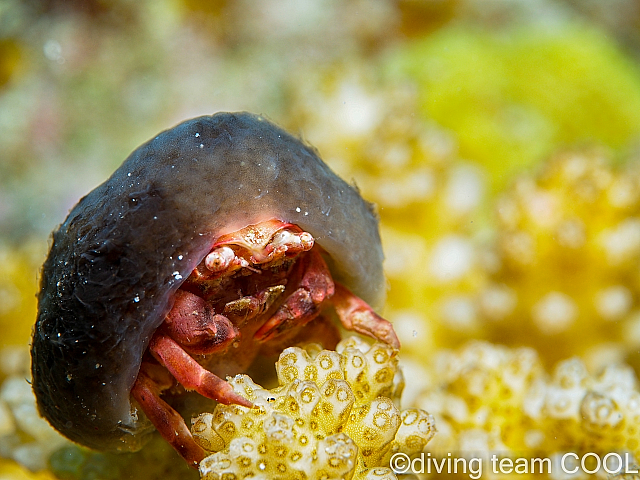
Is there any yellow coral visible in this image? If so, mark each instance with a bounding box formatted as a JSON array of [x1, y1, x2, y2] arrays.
[[193, 337, 435, 480], [418, 341, 640, 474], [0, 244, 42, 352], [284, 65, 490, 362], [388, 25, 640, 192], [0, 346, 71, 472], [482, 150, 640, 368], [418, 342, 543, 454]]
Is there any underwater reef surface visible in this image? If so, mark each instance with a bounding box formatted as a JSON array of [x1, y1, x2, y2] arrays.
[[4, 0, 640, 479]]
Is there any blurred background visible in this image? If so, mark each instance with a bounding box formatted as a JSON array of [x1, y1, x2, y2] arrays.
[[4, 0, 640, 478]]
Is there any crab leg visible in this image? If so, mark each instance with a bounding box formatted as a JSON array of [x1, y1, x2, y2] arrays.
[[131, 365, 206, 467], [132, 293, 251, 467], [331, 283, 401, 349], [148, 333, 252, 407], [253, 250, 335, 342]]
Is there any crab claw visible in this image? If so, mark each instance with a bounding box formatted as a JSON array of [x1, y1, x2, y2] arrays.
[[163, 290, 239, 356]]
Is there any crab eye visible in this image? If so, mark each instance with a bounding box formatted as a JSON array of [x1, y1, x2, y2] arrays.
[[205, 246, 235, 272], [270, 230, 315, 254], [298, 232, 314, 250]]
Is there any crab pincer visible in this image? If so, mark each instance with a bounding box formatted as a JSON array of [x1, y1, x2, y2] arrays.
[[31, 112, 399, 467]]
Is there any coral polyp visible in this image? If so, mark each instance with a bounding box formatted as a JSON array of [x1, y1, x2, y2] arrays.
[[417, 341, 640, 465], [193, 337, 435, 480]]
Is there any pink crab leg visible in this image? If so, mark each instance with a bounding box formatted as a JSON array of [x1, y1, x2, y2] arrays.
[[253, 249, 335, 342], [148, 333, 252, 408], [331, 283, 401, 349], [131, 365, 207, 468]]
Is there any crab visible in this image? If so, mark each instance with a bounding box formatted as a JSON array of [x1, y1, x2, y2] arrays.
[[31, 112, 399, 469], [131, 219, 399, 466]]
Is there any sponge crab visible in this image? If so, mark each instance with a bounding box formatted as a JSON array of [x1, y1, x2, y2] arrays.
[[31, 112, 399, 467]]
